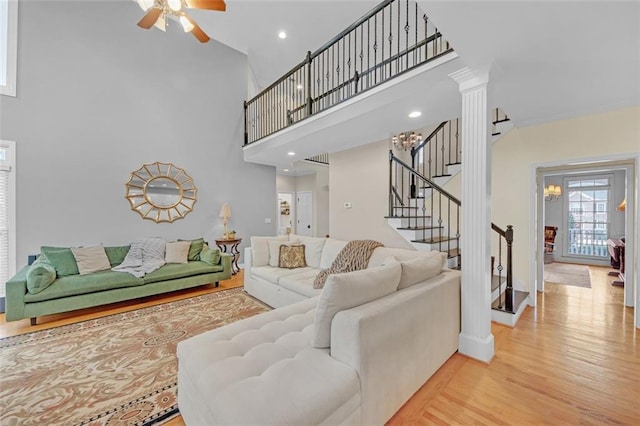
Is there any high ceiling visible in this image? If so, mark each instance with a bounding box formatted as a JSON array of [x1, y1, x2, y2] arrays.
[[183, 1, 639, 169]]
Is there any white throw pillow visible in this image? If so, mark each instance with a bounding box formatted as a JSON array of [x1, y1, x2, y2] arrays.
[[251, 236, 287, 267], [397, 251, 447, 290], [71, 245, 111, 275], [268, 239, 300, 267], [311, 260, 401, 348], [318, 239, 348, 269], [165, 241, 191, 264], [297, 236, 327, 268]]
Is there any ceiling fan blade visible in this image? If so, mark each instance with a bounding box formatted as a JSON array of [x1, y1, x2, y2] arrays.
[[190, 20, 211, 43], [185, 0, 226, 11], [182, 13, 210, 43], [137, 7, 163, 29]]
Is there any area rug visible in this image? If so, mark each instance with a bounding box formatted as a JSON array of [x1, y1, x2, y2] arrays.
[[544, 262, 592, 288], [0, 288, 270, 426]]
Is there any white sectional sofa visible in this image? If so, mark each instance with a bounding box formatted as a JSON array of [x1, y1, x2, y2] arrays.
[[243, 235, 454, 308], [177, 236, 461, 425]]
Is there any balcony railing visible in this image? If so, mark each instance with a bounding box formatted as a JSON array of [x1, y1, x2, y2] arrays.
[[244, 0, 453, 145]]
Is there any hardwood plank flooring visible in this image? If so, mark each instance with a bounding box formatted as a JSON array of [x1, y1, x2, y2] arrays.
[[2, 266, 638, 425]]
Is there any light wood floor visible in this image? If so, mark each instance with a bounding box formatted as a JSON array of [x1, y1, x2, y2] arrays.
[[1, 266, 638, 425]]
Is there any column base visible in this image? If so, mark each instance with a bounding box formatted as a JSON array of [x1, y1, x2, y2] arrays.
[[459, 332, 495, 363]]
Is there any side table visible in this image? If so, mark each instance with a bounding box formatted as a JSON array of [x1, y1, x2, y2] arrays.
[[215, 238, 242, 275]]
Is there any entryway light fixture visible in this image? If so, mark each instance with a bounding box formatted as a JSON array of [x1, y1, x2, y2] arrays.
[[392, 131, 422, 151], [544, 184, 562, 201], [408, 111, 422, 118]]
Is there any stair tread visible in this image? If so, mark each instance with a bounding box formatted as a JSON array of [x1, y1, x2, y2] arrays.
[[445, 162, 462, 166], [432, 174, 452, 178], [397, 226, 443, 230], [491, 275, 507, 292], [445, 248, 460, 259], [412, 236, 457, 244], [385, 215, 432, 219], [491, 290, 529, 313], [392, 206, 419, 209]]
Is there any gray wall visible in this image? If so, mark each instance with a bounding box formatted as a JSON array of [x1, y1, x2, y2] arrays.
[[0, 1, 276, 266]]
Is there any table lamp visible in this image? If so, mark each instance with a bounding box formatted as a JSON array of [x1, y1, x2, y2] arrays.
[[219, 203, 232, 239]]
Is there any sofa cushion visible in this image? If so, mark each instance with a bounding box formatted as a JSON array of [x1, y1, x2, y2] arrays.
[[278, 245, 307, 269], [367, 247, 429, 267], [297, 236, 327, 268], [180, 237, 205, 261], [24, 270, 144, 303], [278, 269, 323, 298], [251, 266, 314, 284], [104, 245, 131, 267], [318, 239, 348, 269], [71, 245, 112, 275], [143, 262, 223, 284], [199, 244, 221, 266], [165, 241, 191, 264], [41, 246, 79, 276], [397, 251, 447, 290], [312, 260, 402, 348], [268, 239, 301, 267], [177, 297, 360, 425], [250, 236, 287, 267], [26, 257, 57, 294]]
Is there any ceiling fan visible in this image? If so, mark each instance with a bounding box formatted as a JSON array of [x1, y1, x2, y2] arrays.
[[136, 0, 226, 43]]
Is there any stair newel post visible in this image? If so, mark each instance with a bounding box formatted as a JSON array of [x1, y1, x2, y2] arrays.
[[305, 51, 313, 117], [389, 150, 394, 217], [243, 101, 249, 146], [505, 225, 514, 312], [410, 145, 417, 198]]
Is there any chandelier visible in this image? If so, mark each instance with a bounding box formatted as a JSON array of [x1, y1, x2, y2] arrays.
[[392, 131, 422, 151]]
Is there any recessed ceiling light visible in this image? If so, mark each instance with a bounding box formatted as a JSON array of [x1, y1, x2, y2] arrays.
[[408, 111, 422, 118], [287, 151, 296, 156], [296, 84, 303, 91], [278, 31, 287, 39], [283, 168, 289, 172]]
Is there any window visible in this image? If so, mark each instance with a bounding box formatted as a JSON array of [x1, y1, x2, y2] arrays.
[[564, 174, 611, 258], [0, 0, 18, 97], [0, 141, 15, 300]]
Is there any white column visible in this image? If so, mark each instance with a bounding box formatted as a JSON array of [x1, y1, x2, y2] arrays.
[[449, 67, 494, 363]]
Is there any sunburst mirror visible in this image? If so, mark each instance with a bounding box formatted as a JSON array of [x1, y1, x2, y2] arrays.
[[125, 162, 197, 223]]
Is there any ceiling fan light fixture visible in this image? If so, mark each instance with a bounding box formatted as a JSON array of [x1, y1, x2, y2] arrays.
[[167, 0, 182, 12], [179, 15, 194, 32]]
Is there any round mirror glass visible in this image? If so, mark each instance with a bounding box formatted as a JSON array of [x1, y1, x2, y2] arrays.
[[145, 177, 181, 208], [125, 162, 197, 223]]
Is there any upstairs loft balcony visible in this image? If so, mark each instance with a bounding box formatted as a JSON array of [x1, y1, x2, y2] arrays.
[[242, 0, 462, 169]]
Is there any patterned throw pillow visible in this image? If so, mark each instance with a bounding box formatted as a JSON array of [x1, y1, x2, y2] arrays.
[[278, 245, 307, 269]]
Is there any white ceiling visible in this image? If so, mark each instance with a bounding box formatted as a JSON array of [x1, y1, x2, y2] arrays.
[[184, 1, 639, 170]]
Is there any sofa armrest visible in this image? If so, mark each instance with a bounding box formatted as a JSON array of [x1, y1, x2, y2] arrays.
[[219, 253, 233, 278], [330, 270, 461, 425], [243, 247, 252, 271], [5, 265, 30, 322]]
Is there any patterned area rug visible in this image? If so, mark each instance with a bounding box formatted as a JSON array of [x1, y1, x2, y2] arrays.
[[544, 262, 592, 288], [0, 288, 270, 425]]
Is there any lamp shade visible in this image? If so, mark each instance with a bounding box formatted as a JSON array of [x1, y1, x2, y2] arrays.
[[219, 203, 231, 219]]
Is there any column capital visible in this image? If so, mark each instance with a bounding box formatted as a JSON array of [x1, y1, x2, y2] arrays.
[[449, 67, 489, 93]]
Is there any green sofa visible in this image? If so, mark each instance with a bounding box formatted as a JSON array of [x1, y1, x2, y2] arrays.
[[5, 252, 232, 325]]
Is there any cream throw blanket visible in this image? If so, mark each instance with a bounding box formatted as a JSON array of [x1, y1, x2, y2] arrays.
[[112, 237, 166, 278], [313, 240, 383, 289]]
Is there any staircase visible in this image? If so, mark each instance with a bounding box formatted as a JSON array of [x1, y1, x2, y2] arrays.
[[387, 111, 529, 326]]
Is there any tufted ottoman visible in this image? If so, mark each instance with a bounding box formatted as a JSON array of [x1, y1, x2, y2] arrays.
[[177, 297, 361, 425]]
